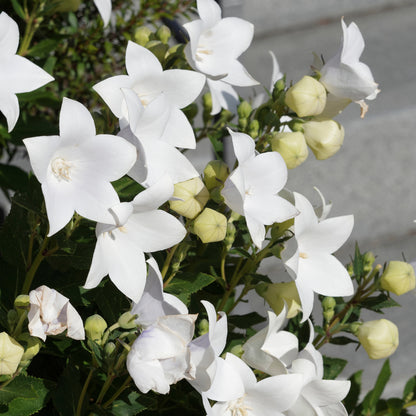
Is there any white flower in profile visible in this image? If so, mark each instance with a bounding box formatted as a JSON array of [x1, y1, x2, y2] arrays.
[[221, 129, 298, 248], [283, 192, 354, 321], [93, 41, 206, 149], [23, 98, 137, 236], [183, 0, 259, 114], [0, 12, 54, 132], [28, 285, 85, 342], [127, 314, 197, 394], [320, 19, 379, 116], [84, 176, 186, 303], [93, 0, 112, 26]]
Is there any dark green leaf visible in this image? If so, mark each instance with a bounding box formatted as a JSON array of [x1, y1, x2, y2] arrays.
[[0, 164, 29, 194], [387, 398, 404, 416], [403, 376, 416, 401], [329, 336, 358, 346], [112, 176, 144, 202], [228, 312, 264, 329], [111, 391, 147, 416], [362, 360, 391, 412], [11, 0, 25, 19], [323, 356, 347, 380], [361, 294, 400, 313], [94, 280, 130, 324], [344, 370, 362, 414], [353, 242, 364, 280], [28, 38, 61, 59]]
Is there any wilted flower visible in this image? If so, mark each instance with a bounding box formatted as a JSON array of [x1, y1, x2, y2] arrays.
[[0, 332, 24, 375], [28, 285, 85, 342], [380, 261, 416, 296]]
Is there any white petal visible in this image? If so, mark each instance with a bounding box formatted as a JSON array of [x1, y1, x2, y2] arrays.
[[65, 303, 85, 340], [132, 175, 173, 211], [341, 20, 365, 64], [84, 232, 109, 290], [269, 50, 283, 90], [182, 20, 204, 68], [201, 300, 227, 356], [245, 214, 265, 249], [222, 59, 259, 87], [320, 403, 349, 416], [294, 192, 319, 236], [221, 168, 245, 215], [295, 279, 314, 322], [93, 0, 112, 26], [0, 12, 19, 55], [228, 129, 255, 164], [206, 78, 239, 115], [197, 0, 222, 27], [303, 379, 350, 407], [0, 90, 19, 132], [126, 41, 162, 80], [160, 106, 196, 149], [262, 331, 299, 367]]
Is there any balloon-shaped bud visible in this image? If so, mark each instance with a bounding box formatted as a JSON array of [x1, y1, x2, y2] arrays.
[[285, 76, 327, 117], [19, 334, 42, 366], [204, 160, 229, 190], [303, 119, 344, 160], [237, 101, 252, 119], [156, 25, 171, 44], [85, 314, 107, 345], [380, 261, 416, 296], [14, 295, 30, 310], [0, 333, 24, 375], [134, 26, 152, 46], [193, 208, 227, 243], [118, 312, 137, 330], [270, 131, 308, 169]]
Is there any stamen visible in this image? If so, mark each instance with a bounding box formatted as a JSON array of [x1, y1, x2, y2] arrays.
[[51, 157, 72, 182]]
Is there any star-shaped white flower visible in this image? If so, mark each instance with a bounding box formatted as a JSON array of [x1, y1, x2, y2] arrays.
[[0, 12, 54, 132], [23, 98, 136, 236], [84, 176, 186, 303], [221, 129, 298, 248], [93, 41, 206, 149], [283, 192, 354, 321], [320, 19, 379, 107], [183, 0, 259, 114]]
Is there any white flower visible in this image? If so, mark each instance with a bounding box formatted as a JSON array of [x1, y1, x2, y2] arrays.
[[320, 19, 379, 110], [84, 176, 186, 303], [283, 192, 354, 321], [28, 285, 85, 342], [93, 0, 111, 26], [23, 98, 137, 236], [127, 314, 197, 394], [93, 41, 206, 149], [221, 129, 298, 248], [183, 0, 258, 114], [0, 12, 54, 132]]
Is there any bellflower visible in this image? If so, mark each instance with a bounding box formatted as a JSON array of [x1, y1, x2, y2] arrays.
[[93, 41, 206, 149], [0, 12, 54, 132], [221, 129, 298, 248], [23, 98, 137, 236], [320, 19, 379, 115], [283, 192, 354, 321], [28, 285, 85, 342], [84, 176, 186, 303], [183, 0, 259, 114]]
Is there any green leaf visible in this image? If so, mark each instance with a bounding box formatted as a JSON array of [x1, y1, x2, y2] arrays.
[[228, 312, 264, 329], [344, 370, 362, 414], [112, 176, 144, 202], [28, 38, 61, 59], [111, 391, 147, 416], [164, 272, 216, 304], [11, 0, 25, 19], [403, 376, 416, 401], [322, 356, 347, 380], [386, 398, 404, 416], [361, 294, 400, 313], [329, 336, 358, 346], [0, 164, 29, 194], [0, 375, 51, 415], [353, 242, 365, 280]]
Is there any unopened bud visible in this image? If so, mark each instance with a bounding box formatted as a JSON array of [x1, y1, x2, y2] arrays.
[[85, 315, 107, 344], [270, 131, 308, 169], [194, 208, 227, 243], [358, 319, 399, 360], [118, 312, 137, 330], [19, 334, 41, 363], [322, 296, 336, 311], [145, 40, 168, 63], [247, 119, 260, 138], [237, 101, 252, 119], [347, 263, 354, 277], [380, 261, 416, 296], [204, 160, 229, 190], [0, 332, 24, 375], [155, 25, 171, 44], [303, 119, 344, 160], [14, 295, 30, 310], [198, 319, 209, 336], [363, 252, 376, 273], [169, 177, 209, 219], [104, 342, 116, 357], [203, 93, 212, 113], [272, 78, 286, 101], [285, 76, 326, 117], [230, 344, 244, 358], [134, 26, 152, 46], [224, 222, 236, 251]]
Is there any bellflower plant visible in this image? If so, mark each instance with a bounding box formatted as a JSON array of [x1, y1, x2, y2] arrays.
[[0, 2, 414, 416]]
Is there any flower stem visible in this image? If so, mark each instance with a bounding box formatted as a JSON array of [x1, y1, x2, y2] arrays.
[[373, 399, 416, 416], [76, 367, 95, 416], [161, 243, 179, 279], [102, 376, 132, 409]]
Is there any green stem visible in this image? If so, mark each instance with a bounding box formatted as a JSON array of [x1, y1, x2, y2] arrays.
[[12, 311, 28, 338], [76, 368, 95, 416], [373, 399, 416, 416], [161, 243, 179, 279], [102, 376, 132, 409], [22, 235, 49, 294], [96, 373, 116, 405], [18, 0, 42, 56]]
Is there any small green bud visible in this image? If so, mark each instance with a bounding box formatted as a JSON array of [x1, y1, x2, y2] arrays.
[[270, 131, 308, 169], [349, 322, 361, 336], [203, 160, 229, 190], [156, 25, 171, 44], [238, 118, 248, 130], [203, 93, 212, 113], [272, 78, 286, 101], [322, 296, 336, 311], [323, 310, 334, 323], [230, 344, 244, 358], [224, 222, 236, 251], [14, 295, 30, 310], [288, 119, 304, 132], [85, 314, 107, 344], [247, 119, 260, 138], [134, 26, 152, 46], [237, 101, 252, 119], [347, 263, 354, 277], [118, 312, 137, 330], [363, 252, 376, 273], [104, 342, 116, 357], [145, 40, 168, 63], [198, 319, 209, 336]]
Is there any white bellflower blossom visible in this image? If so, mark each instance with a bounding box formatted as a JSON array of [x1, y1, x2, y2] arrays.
[[0, 12, 54, 132]]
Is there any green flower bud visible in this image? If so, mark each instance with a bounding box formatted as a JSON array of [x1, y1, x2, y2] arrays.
[[270, 131, 308, 169], [285, 76, 326, 117], [247, 119, 260, 138], [145, 40, 168, 63], [14, 295, 30, 310], [19, 334, 41, 363], [118, 312, 137, 330], [203, 93, 212, 113], [198, 319, 209, 336], [52, 0, 81, 12], [288, 119, 304, 132], [194, 208, 227, 243], [363, 252, 376, 273], [322, 296, 336, 311], [169, 177, 209, 219], [156, 25, 171, 44], [224, 222, 236, 251], [380, 261, 416, 296], [349, 322, 361, 336], [85, 315, 107, 344], [323, 310, 334, 323], [0, 333, 24, 375], [347, 263, 354, 277], [358, 319, 399, 360], [237, 101, 252, 119], [230, 344, 244, 358], [303, 119, 344, 160], [203, 160, 229, 190], [238, 118, 248, 130], [134, 26, 152, 46], [104, 342, 116, 357], [272, 78, 286, 101]]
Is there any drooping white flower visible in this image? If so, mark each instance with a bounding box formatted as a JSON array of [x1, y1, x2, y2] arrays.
[[183, 0, 259, 114], [204, 353, 303, 416], [221, 129, 298, 248], [84, 176, 186, 303], [93, 41, 206, 149], [23, 98, 137, 236], [283, 192, 354, 321], [320, 19, 379, 114], [28, 285, 85, 342], [127, 314, 197, 394], [93, 0, 112, 26], [0, 12, 54, 132]]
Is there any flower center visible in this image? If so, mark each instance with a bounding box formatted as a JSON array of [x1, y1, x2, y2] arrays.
[[299, 252, 308, 259], [227, 396, 252, 416], [196, 45, 213, 62], [51, 157, 72, 182]]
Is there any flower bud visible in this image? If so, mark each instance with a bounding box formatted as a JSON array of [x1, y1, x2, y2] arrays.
[[256, 281, 301, 318], [118, 312, 137, 330], [19, 334, 42, 365], [85, 314, 107, 345], [224, 222, 236, 251], [193, 208, 227, 243], [285, 76, 326, 117], [237, 101, 252, 119], [272, 78, 286, 101], [363, 252, 376, 273], [303, 119, 344, 160], [169, 177, 209, 219], [380, 261, 416, 296], [145, 40, 168, 63], [0, 333, 24, 375], [104, 342, 116, 357], [14, 295, 30, 310], [156, 25, 171, 44], [270, 131, 308, 169], [134, 26, 152, 46], [230, 344, 244, 358], [203, 160, 229, 190], [203, 93, 213, 113], [358, 319, 399, 360], [322, 296, 336, 311], [247, 120, 260, 138], [198, 319, 209, 336]]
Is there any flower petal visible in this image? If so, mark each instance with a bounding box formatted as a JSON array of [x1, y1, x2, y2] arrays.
[[222, 59, 258, 87], [228, 129, 255, 164], [0, 12, 19, 55], [93, 0, 112, 26], [206, 78, 238, 115], [132, 175, 173, 212], [303, 379, 351, 407], [160, 106, 196, 149], [0, 90, 19, 132], [197, 0, 222, 27], [126, 41, 162, 80]]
